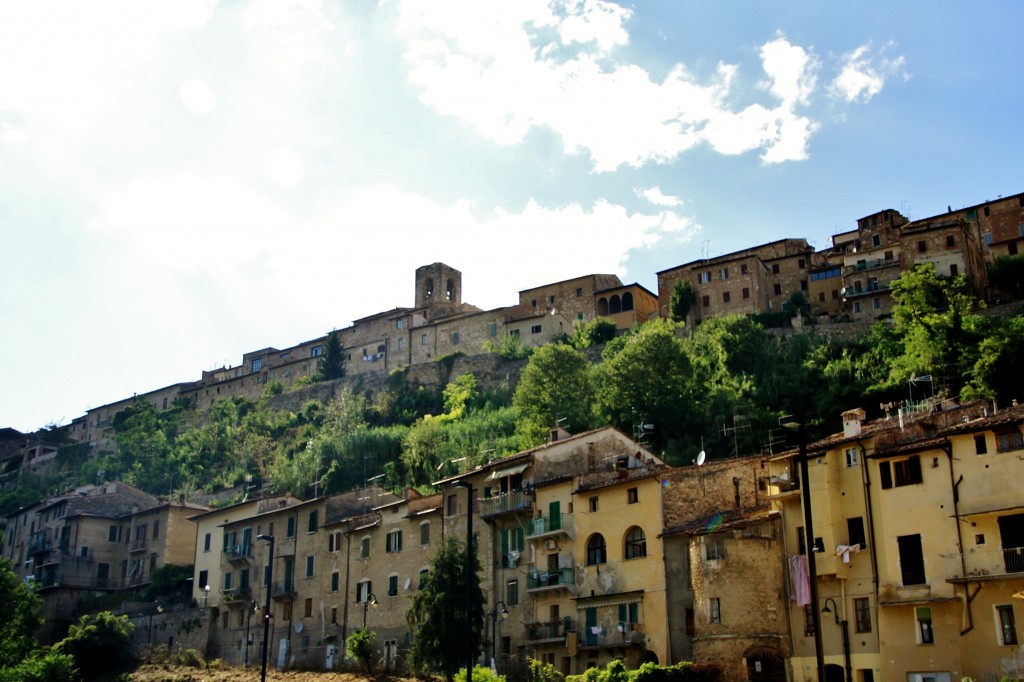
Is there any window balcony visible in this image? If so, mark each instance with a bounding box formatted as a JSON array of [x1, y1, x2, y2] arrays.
[[271, 580, 295, 599], [222, 586, 253, 605], [224, 544, 253, 563], [479, 491, 532, 519], [525, 617, 573, 643], [129, 538, 148, 553], [526, 565, 576, 594], [526, 514, 574, 540], [943, 546, 1024, 582]]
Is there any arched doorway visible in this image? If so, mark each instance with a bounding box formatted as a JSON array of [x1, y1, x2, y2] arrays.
[[639, 650, 658, 666], [744, 645, 786, 682], [824, 663, 845, 682]]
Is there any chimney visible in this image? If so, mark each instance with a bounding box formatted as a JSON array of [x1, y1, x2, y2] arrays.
[[841, 408, 866, 438]]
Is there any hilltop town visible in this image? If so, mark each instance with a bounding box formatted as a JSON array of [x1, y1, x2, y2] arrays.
[[2, 191, 1023, 681]]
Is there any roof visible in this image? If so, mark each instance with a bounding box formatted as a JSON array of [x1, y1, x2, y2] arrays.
[[662, 505, 777, 538]]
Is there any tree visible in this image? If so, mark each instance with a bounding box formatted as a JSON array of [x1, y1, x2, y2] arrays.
[[569, 318, 617, 349], [55, 611, 134, 678], [318, 330, 346, 381], [0, 559, 42, 668], [144, 563, 194, 603], [407, 536, 485, 682], [512, 343, 596, 444], [346, 628, 376, 673], [669, 279, 697, 324], [987, 254, 1024, 301]]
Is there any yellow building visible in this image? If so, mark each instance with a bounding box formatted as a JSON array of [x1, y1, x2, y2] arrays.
[[768, 401, 1024, 682]]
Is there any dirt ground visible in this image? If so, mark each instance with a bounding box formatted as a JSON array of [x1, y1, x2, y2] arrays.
[[129, 663, 420, 682]]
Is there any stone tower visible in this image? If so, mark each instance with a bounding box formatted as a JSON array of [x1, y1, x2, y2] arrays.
[[415, 263, 462, 309]]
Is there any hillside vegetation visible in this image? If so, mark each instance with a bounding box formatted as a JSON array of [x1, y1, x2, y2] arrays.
[[8, 264, 1023, 509]]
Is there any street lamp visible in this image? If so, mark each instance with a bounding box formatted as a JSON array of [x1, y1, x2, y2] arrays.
[[362, 593, 378, 629], [453, 480, 474, 682], [148, 604, 163, 645], [489, 601, 509, 670], [780, 415, 825, 682], [821, 598, 852, 682], [257, 534, 275, 682], [244, 600, 260, 667], [203, 584, 210, 609]]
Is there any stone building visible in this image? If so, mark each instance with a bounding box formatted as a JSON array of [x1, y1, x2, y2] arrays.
[[766, 401, 1024, 682], [3, 482, 204, 641]]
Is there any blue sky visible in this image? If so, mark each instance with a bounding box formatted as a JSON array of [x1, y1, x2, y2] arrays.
[[2, 1, 1022, 432]]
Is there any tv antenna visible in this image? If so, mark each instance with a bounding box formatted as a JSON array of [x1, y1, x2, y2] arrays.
[[720, 413, 749, 458]]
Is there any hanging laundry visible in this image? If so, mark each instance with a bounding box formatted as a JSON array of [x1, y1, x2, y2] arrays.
[[789, 555, 811, 606]]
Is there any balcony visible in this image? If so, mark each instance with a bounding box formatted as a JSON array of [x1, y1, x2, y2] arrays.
[[28, 538, 53, 556], [526, 566, 576, 594], [129, 538, 149, 553], [580, 623, 646, 648], [271, 580, 296, 599], [526, 618, 573, 643], [222, 586, 253, 605], [526, 514, 574, 540], [943, 546, 1024, 582], [765, 472, 800, 498], [224, 544, 253, 563], [479, 491, 532, 519]]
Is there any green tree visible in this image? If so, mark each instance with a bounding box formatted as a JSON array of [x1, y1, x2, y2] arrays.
[[0, 559, 42, 668], [407, 536, 485, 682], [318, 330, 346, 381], [143, 563, 194, 603], [513, 344, 595, 444], [55, 611, 134, 678], [346, 628, 377, 673], [442, 373, 479, 421], [0, 650, 76, 682], [483, 334, 533, 360], [987, 254, 1024, 301], [669, 279, 697, 324], [569, 318, 617, 349], [963, 315, 1024, 403]]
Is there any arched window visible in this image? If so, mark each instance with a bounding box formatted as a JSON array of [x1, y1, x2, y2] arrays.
[[425, 278, 434, 298], [587, 534, 607, 565], [609, 295, 622, 314], [622, 292, 634, 311], [625, 527, 647, 559], [446, 279, 454, 301], [597, 297, 609, 316]]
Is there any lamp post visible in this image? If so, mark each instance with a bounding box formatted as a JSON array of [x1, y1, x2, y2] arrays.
[[362, 592, 378, 629], [453, 480, 474, 682], [257, 534, 274, 682], [489, 601, 509, 670], [244, 600, 260, 667], [203, 584, 210, 609], [148, 604, 163, 645], [821, 598, 852, 682], [781, 416, 825, 682]]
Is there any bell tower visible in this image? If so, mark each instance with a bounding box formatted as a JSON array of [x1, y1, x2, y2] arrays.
[[415, 263, 462, 309]]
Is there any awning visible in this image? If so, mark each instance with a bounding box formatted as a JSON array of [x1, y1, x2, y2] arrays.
[[487, 463, 530, 480]]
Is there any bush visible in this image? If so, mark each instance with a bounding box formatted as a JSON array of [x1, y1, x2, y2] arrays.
[[55, 611, 134, 678], [455, 665, 505, 682], [0, 649, 77, 682], [346, 628, 376, 673]]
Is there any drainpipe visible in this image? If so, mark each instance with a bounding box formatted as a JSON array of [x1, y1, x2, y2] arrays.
[[944, 440, 974, 636], [342, 522, 352, 645], [857, 440, 880, 605], [795, 424, 826, 682]]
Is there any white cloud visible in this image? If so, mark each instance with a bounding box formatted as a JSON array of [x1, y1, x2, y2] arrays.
[[264, 148, 305, 187], [830, 42, 907, 103], [179, 79, 218, 114], [638, 186, 683, 207], [397, 3, 825, 170]]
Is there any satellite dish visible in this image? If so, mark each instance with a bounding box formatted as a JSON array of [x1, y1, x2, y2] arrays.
[[696, 450, 706, 466], [295, 622, 304, 633]]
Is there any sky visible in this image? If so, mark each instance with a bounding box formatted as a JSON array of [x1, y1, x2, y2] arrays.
[[2, 1, 1022, 433]]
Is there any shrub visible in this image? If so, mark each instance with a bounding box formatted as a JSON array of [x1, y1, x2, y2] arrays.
[[455, 665, 505, 682], [55, 611, 134, 678], [346, 628, 376, 673], [0, 649, 77, 682]]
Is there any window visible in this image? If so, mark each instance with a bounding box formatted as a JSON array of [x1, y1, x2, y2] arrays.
[[386, 530, 403, 553], [898, 534, 927, 586], [452, 332, 460, 345], [311, 345, 323, 357], [946, 234, 956, 248], [108, 525, 118, 542], [282, 600, 292, 622], [798, 257, 806, 268], [854, 302, 861, 313], [549, 295, 556, 304], [307, 510, 318, 533], [917, 240, 927, 253], [331, 571, 340, 592], [854, 598, 871, 633], [772, 264, 780, 275], [722, 291, 731, 303], [506, 579, 519, 605], [975, 434, 988, 454], [916, 607, 934, 644], [586, 534, 607, 565], [396, 318, 405, 330], [360, 537, 370, 558], [699, 272, 711, 283], [625, 527, 647, 559], [743, 287, 750, 299], [773, 283, 782, 295], [305, 555, 314, 578], [531, 325, 542, 334], [997, 604, 1018, 645], [224, 572, 233, 590], [328, 531, 342, 552], [420, 522, 430, 545], [421, 333, 428, 346], [576, 287, 583, 297], [848, 517, 867, 549], [720, 268, 728, 280], [304, 598, 313, 618], [588, 496, 598, 512], [388, 574, 399, 596], [152, 520, 159, 539], [872, 235, 881, 248], [627, 487, 638, 504], [741, 264, 749, 275], [489, 323, 497, 337], [198, 569, 208, 591], [702, 295, 710, 307], [397, 337, 405, 350], [286, 516, 296, 538], [419, 569, 429, 589], [879, 456, 922, 489], [873, 297, 881, 309], [447, 495, 458, 515], [996, 429, 1024, 453], [801, 279, 808, 291], [509, 329, 520, 337], [252, 358, 263, 372], [709, 598, 721, 624], [356, 580, 372, 603], [618, 602, 639, 626], [706, 535, 726, 561], [845, 447, 859, 467], [804, 604, 816, 636]]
